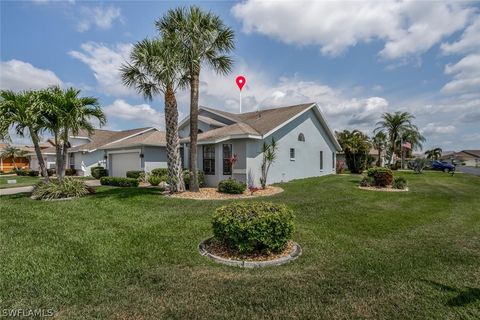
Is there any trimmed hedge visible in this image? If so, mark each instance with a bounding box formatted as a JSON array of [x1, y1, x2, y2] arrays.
[[151, 168, 168, 177], [218, 178, 246, 194], [16, 169, 39, 177], [212, 202, 295, 253], [367, 167, 393, 186], [91, 166, 108, 179], [147, 175, 161, 186], [100, 176, 139, 187], [126, 170, 144, 179], [65, 168, 77, 176]]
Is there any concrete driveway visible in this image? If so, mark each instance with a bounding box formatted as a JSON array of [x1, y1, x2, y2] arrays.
[[456, 166, 480, 176], [0, 180, 101, 196]]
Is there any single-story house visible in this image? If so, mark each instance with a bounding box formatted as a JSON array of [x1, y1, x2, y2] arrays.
[[1, 142, 52, 172], [440, 150, 480, 167], [29, 103, 341, 187]]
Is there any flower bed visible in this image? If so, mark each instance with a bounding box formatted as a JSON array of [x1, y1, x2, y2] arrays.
[[170, 186, 283, 200]]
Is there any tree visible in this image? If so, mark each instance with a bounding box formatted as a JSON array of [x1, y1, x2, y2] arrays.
[[157, 6, 235, 191], [0, 90, 49, 180], [38, 86, 106, 180], [375, 111, 417, 166], [425, 147, 442, 160], [121, 37, 186, 192], [372, 131, 387, 167], [0, 145, 26, 170], [260, 138, 278, 189], [336, 130, 371, 174]]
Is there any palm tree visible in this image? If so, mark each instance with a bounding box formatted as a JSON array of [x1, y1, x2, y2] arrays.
[[425, 147, 442, 160], [375, 111, 416, 166], [0, 145, 26, 170], [0, 90, 49, 180], [336, 130, 371, 173], [121, 37, 186, 192], [398, 128, 426, 161], [259, 138, 278, 189], [157, 6, 235, 191], [38, 86, 106, 180], [372, 131, 387, 167]]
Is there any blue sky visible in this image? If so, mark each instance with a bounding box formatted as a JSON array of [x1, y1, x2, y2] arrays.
[[1, 0, 479, 151]]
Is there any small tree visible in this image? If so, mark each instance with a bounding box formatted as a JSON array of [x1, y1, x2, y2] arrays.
[[259, 138, 278, 189], [424, 147, 442, 160], [0, 145, 26, 170]]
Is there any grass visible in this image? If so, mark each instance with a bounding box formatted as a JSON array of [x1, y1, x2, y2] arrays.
[[1, 172, 479, 319], [0, 175, 40, 189]]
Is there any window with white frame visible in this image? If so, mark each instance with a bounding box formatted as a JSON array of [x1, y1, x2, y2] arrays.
[[290, 148, 295, 161], [203, 145, 215, 175]]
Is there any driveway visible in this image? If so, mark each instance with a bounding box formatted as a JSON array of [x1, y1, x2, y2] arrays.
[[456, 166, 480, 176], [0, 180, 101, 196]]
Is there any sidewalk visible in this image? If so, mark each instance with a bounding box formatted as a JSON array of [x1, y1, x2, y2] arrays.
[[0, 180, 101, 196]]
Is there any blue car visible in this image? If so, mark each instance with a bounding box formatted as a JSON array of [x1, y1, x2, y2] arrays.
[[431, 160, 455, 172]]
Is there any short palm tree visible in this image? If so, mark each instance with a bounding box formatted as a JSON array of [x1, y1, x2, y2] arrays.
[[425, 147, 442, 160], [38, 86, 106, 180], [372, 131, 387, 167], [375, 111, 416, 165], [0, 90, 49, 180], [0, 145, 26, 170], [157, 6, 235, 191], [260, 138, 278, 189], [336, 130, 371, 173], [121, 37, 186, 192]]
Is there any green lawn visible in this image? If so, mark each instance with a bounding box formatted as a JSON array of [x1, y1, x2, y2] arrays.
[[1, 172, 479, 319], [0, 175, 40, 189]]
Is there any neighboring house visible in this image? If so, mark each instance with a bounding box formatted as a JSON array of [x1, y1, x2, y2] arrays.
[[369, 147, 386, 167], [440, 150, 480, 167], [0, 143, 51, 172], [29, 127, 168, 177], [178, 103, 341, 186]]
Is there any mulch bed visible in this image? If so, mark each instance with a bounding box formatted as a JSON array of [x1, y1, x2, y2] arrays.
[[358, 186, 409, 192], [169, 186, 283, 200], [204, 238, 295, 262]]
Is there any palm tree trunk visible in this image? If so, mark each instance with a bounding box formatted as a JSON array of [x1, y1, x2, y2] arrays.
[[377, 150, 381, 167], [165, 85, 185, 193], [30, 129, 49, 181], [188, 71, 200, 192], [54, 133, 64, 181]]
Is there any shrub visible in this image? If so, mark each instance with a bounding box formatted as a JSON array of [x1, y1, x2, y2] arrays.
[[65, 168, 77, 176], [212, 202, 295, 253], [183, 170, 205, 188], [16, 169, 39, 177], [91, 166, 107, 179], [100, 176, 139, 187], [218, 178, 246, 194], [147, 175, 161, 186], [367, 167, 393, 186], [410, 158, 428, 174], [42, 169, 55, 177], [126, 170, 144, 179], [359, 176, 374, 187], [32, 177, 92, 200], [393, 176, 407, 189], [151, 168, 168, 177]]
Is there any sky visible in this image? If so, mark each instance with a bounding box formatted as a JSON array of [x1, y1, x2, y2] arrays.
[[1, 0, 479, 151]]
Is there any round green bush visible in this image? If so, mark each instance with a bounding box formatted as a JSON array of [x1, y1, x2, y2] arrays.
[[393, 176, 407, 189], [218, 178, 246, 194], [91, 166, 107, 179], [151, 168, 168, 177], [367, 167, 393, 186], [148, 175, 161, 186], [126, 170, 144, 179], [212, 202, 295, 253], [359, 176, 374, 187], [183, 170, 205, 188]]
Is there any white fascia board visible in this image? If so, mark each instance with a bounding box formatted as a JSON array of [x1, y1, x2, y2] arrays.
[[196, 134, 262, 145]]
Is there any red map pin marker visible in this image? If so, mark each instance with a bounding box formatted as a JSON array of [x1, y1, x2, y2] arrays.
[[236, 76, 246, 91]]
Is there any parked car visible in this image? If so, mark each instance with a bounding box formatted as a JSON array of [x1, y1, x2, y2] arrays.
[[431, 160, 455, 172]]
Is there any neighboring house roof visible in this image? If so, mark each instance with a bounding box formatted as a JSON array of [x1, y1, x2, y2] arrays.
[[440, 150, 480, 161], [69, 127, 153, 152], [463, 150, 480, 158], [102, 130, 166, 149]]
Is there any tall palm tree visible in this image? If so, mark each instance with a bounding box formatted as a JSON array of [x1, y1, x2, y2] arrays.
[[0, 90, 49, 180], [0, 145, 26, 170], [425, 147, 442, 160], [375, 111, 416, 165], [372, 131, 387, 167], [38, 86, 106, 180], [157, 6, 235, 191], [121, 37, 186, 192]]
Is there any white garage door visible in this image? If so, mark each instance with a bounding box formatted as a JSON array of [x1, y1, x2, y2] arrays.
[[111, 152, 141, 177]]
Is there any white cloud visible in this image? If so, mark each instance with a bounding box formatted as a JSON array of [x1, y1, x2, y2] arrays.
[[421, 123, 456, 135], [441, 54, 480, 94], [103, 99, 164, 128], [0, 59, 63, 91], [232, 1, 473, 59], [69, 42, 133, 96], [77, 5, 122, 32], [441, 18, 480, 55]]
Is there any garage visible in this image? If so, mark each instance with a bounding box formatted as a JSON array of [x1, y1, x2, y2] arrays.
[[110, 152, 141, 177]]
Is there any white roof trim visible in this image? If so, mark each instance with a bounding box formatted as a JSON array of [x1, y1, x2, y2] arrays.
[[178, 106, 238, 130], [182, 134, 262, 145], [69, 135, 92, 141], [262, 103, 341, 151]]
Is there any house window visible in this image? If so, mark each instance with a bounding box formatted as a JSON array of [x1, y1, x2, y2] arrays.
[[320, 151, 323, 170], [223, 144, 232, 175], [298, 133, 305, 142], [332, 152, 335, 169], [69, 153, 75, 169], [290, 148, 295, 161], [203, 145, 215, 175]]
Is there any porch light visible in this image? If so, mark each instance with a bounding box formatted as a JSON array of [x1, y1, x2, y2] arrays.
[[140, 153, 144, 158]]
